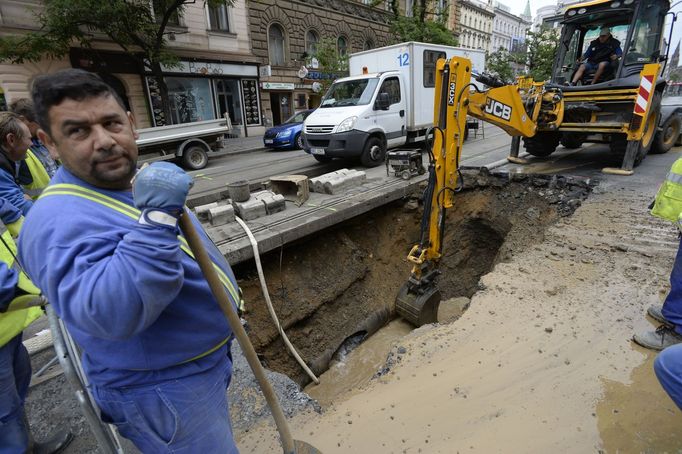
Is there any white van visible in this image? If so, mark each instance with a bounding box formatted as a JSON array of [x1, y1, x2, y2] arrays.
[[303, 42, 485, 166]]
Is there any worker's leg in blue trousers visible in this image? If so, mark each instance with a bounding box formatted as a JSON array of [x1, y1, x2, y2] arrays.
[[662, 239, 682, 334], [92, 358, 238, 453], [655, 343, 682, 410], [0, 334, 31, 454]]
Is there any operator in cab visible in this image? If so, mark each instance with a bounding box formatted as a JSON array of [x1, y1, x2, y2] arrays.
[[570, 26, 622, 86]]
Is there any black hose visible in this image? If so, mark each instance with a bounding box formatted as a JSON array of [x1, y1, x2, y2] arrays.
[[419, 163, 437, 248]]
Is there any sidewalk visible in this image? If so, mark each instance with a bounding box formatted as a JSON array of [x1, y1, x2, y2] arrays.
[[220, 133, 267, 155]]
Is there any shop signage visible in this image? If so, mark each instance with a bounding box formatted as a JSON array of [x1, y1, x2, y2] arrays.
[[306, 71, 346, 80], [259, 65, 272, 77], [261, 82, 295, 90], [242, 79, 261, 126], [161, 61, 258, 77]]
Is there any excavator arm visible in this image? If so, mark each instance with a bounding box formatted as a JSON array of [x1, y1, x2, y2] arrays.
[[396, 57, 563, 326]]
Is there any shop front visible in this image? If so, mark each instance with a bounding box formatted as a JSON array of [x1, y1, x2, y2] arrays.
[[147, 60, 263, 137]]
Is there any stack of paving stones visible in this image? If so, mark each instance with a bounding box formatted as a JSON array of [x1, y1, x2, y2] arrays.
[[194, 190, 286, 226], [309, 169, 367, 195]]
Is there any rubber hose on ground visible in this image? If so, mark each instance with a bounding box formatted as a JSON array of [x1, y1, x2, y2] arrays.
[[234, 216, 320, 385]]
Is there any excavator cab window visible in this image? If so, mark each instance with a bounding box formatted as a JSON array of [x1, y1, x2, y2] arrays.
[[624, 1, 664, 67], [553, 0, 668, 85]]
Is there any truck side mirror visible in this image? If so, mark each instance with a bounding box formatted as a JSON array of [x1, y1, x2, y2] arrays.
[[375, 92, 390, 110]]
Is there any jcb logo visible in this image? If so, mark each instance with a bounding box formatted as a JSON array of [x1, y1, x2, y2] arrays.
[[485, 99, 512, 121]]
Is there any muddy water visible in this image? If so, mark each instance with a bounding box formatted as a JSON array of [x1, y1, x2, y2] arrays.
[[598, 349, 682, 452], [305, 319, 413, 407]]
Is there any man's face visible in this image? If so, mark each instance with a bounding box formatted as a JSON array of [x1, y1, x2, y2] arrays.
[[599, 34, 609, 43], [39, 94, 139, 190], [2, 121, 31, 161]]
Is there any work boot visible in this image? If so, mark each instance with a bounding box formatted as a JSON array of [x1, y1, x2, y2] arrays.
[[633, 325, 682, 351], [31, 429, 74, 454], [647, 304, 674, 328]]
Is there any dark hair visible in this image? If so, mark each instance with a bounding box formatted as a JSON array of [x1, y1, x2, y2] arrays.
[[9, 98, 36, 122], [31, 69, 126, 134]]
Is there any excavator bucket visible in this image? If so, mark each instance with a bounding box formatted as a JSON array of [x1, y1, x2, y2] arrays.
[[395, 281, 441, 327]]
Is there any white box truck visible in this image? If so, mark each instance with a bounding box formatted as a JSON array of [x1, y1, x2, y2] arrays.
[[302, 41, 485, 166]]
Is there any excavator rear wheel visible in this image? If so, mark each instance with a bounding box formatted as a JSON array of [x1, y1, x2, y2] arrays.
[[560, 133, 586, 149], [395, 282, 441, 327], [523, 132, 561, 157]]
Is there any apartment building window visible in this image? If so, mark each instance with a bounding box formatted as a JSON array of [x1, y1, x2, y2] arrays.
[[153, 0, 180, 25], [268, 24, 286, 66], [337, 36, 348, 57], [306, 30, 319, 55], [208, 4, 230, 32], [363, 39, 374, 51]]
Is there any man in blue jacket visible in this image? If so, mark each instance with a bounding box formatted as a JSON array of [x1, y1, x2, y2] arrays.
[[19, 69, 240, 453], [0, 112, 34, 214]]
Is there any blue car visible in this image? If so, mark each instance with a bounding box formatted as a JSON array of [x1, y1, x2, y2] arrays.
[[263, 109, 314, 150]]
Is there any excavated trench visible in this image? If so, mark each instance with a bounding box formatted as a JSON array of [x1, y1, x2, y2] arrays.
[[233, 170, 594, 388]]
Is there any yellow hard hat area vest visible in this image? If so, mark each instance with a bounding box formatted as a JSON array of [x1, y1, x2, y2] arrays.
[[23, 149, 51, 200], [652, 157, 682, 225], [0, 220, 42, 347]]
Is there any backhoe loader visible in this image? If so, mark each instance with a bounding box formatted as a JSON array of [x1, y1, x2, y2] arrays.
[[396, 0, 672, 326]]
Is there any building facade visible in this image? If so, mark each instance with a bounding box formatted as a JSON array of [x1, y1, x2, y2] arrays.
[[0, 0, 264, 135], [453, 0, 495, 53], [245, 0, 394, 126], [491, 2, 531, 54]]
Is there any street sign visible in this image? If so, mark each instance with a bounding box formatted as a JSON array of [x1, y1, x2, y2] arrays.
[[261, 82, 295, 90]]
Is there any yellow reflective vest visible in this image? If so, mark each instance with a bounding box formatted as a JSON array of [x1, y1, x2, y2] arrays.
[[22, 149, 51, 200], [0, 217, 42, 347], [652, 157, 682, 224]]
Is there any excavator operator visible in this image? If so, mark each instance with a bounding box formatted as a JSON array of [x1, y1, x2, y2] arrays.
[[570, 26, 623, 85]]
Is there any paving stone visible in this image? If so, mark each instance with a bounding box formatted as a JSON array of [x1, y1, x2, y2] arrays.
[[209, 204, 235, 226]]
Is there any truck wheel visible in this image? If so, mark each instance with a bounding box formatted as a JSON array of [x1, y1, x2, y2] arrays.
[[560, 133, 585, 149], [652, 115, 681, 154], [360, 137, 386, 167], [523, 132, 560, 157], [294, 133, 304, 150], [634, 92, 661, 165], [182, 145, 209, 170]]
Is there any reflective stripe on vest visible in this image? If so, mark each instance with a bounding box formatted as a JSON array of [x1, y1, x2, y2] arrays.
[[652, 157, 682, 223], [0, 220, 42, 347], [39, 184, 241, 304], [22, 150, 51, 199]]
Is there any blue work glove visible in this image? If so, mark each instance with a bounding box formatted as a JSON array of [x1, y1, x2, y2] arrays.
[[133, 162, 193, 229], [0, 199, 22, 225]]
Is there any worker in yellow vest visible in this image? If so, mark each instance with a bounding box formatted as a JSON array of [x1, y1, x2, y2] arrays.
[[0, 198, 72, 453], [10, 99, 59, 200], [633, 156, 682, 351]]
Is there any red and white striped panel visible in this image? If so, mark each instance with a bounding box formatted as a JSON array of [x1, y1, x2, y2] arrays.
[[634, 74, 654, 115]]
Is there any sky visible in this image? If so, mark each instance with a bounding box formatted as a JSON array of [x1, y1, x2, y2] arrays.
[[509, 0, 682, 66]]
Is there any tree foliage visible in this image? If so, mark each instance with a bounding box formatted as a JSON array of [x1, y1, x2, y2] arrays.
[[388, 0, 458, 46], [486, 48, 514, 83], [524, 28, 560, 82], [0, 0, 233, 125], [308, 37, 349, 92]]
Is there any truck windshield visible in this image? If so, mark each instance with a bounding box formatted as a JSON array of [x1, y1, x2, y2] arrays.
[[320, 79, 379, 107]]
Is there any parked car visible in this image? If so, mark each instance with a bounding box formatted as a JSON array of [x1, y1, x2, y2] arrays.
[[263, 109, 315, 150]]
